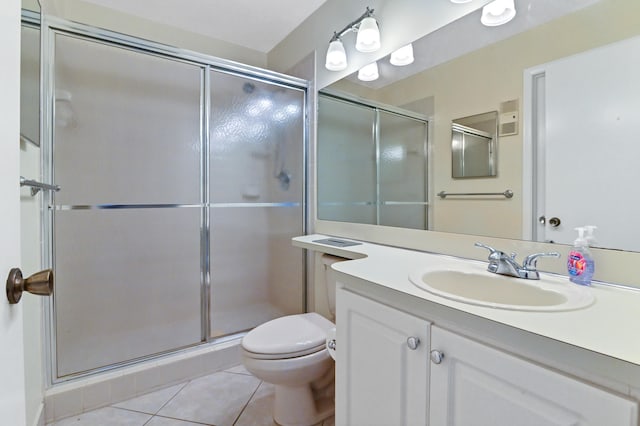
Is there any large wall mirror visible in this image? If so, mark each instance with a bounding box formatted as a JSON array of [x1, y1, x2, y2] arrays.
[[317, 0, 640, 253]]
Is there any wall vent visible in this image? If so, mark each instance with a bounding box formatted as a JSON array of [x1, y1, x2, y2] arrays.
[[499, 99, 519, 136]]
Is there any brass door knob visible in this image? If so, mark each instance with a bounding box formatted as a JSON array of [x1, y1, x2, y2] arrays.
[[6, 268, 54, 304]]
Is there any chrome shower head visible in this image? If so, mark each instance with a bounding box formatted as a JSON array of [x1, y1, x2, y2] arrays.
[[242, 82, 255, 94]]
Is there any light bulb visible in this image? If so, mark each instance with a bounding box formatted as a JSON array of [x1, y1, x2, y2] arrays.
[[481, 0, 516, 27], [355, 17, 381, 53], [390, 44, 414, 66], [358, 62, 379, 81], [325, 40, 347, 71]]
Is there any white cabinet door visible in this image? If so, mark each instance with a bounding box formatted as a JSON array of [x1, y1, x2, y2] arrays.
[[336, 288, 430, 426], [430, 326, 638, 426]]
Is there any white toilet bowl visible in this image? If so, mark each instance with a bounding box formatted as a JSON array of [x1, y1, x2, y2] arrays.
[[241, 254, 346, 426], [242, 312, 336, 426]]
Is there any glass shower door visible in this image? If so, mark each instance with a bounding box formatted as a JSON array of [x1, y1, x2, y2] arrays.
[[317, 96, 377, 224], [208, 72, 306, 338], [52, 34, 204, 377], [378, 111, 428, 229]]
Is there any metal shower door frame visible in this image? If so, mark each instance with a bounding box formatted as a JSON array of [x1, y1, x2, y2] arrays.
[[40, 14, 308, 384]]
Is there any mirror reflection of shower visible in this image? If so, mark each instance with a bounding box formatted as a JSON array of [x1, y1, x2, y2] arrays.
[[55, 89, 76, 128], [240, 81, 300, 191]]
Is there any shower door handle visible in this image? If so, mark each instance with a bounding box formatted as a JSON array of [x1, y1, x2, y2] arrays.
[[6, 268, 54, 304]]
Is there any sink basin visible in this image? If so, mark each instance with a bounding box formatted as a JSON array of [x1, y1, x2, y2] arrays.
[[408, 265, 594, 312]]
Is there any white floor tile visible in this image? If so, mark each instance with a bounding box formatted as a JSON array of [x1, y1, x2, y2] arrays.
[[234, 382, 276, 426], [48, 406, 151, 426], [156, 371, 261, 425], [113, 383, 187, 415]]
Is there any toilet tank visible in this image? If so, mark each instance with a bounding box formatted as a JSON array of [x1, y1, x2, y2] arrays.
[[320, 254, 348, 317]]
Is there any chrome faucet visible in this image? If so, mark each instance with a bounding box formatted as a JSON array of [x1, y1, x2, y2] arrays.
[[475, 242, 560, 280]]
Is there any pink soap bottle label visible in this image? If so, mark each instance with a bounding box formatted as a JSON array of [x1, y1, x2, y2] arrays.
[[567, 251, 586, 277]]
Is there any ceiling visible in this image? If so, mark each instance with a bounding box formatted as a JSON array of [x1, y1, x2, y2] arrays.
[[80, 0, 327, 53]]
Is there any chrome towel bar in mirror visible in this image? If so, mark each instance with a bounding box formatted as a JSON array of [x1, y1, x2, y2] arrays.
[[437, 189, 513, 199]]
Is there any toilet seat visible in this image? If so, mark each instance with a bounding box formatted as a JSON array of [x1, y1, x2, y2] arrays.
[[242, 313, 334, 360]]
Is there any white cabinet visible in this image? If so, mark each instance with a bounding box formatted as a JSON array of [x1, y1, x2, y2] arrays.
[[335, 287, 430, 426], [335, 289, 638, 426], [429, 326, 638, 426]]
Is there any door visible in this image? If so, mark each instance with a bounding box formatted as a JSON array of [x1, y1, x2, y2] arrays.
[[336, 288, 430, 426], [317, 95, 377, 225], [378, 110, 428, 230], [208, 72, 306, 338], [50, 32, 204, 378], [0, 0, 27, 424], [430, 326, 637, 425], [533, 36, 640, 251]]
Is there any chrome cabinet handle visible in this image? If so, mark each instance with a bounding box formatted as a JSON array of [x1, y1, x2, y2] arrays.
[[430, 350, 445, 364], [407, 336, 420, 350]]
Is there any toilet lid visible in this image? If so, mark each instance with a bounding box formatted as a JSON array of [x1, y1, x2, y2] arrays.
[[242, 312, 334, 357]]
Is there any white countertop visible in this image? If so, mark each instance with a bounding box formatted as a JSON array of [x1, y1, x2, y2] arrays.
[[294, 234, 640, 369]]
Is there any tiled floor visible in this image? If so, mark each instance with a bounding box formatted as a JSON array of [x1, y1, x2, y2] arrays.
[[47, 365, 335, 426]]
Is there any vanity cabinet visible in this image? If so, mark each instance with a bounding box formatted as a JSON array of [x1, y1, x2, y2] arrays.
[[336, 288, 638, 426], [335, 287, 430, 426], [430, 326, 638, 426]]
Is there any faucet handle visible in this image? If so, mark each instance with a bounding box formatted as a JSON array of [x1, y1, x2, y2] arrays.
[[474, 242, 496, 253], [475, 242, 509, 260], [474, 242, 501, 258], [522, 252, 561, 270]]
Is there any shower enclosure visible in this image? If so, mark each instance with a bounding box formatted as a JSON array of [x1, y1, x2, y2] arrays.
[[42, 19, 307, 380]]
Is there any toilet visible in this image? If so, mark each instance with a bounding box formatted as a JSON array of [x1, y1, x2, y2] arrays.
[[241, 254, 344, 426]]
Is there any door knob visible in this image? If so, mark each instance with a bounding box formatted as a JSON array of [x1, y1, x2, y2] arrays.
[[407, 336, 420, 350], [548, 217, 561, 227], [6, 268, 54, 304], [430, 350, 445, 364]]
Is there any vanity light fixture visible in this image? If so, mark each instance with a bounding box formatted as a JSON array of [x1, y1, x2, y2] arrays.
[[325, 7, 381, 71], [481, 0, 516, 26], [325, 39, 348, 71], [390, 44, 414, 66], [355, 15, 381, 52], [358, 62, 379, 81]]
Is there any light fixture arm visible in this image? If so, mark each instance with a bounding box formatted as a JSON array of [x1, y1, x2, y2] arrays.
[[329, 7, 375, 42]]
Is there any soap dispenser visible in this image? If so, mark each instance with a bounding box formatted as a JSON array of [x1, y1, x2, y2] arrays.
[[584, 225, 598, 247], [567, 227, 595, 286]]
